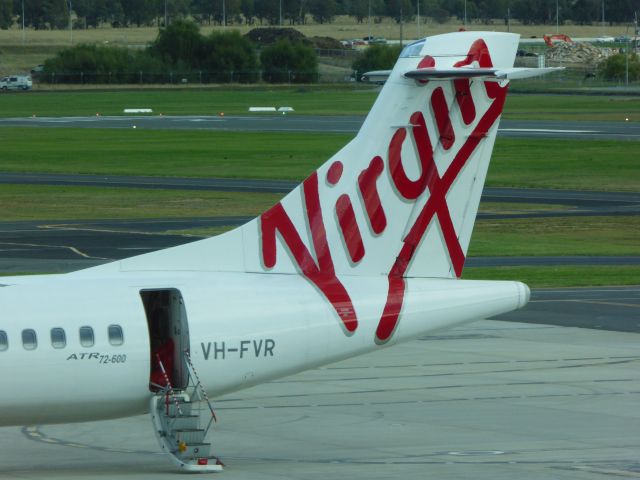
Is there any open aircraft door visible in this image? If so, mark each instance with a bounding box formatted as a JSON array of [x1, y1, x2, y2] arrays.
[[141, 289, 190, 391]]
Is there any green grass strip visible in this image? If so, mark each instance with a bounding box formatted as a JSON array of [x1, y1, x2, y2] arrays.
[[0, 86, 378, 118], [462, 265, 640, 288], [504, 94, 640, 122], [0, 127, 350, 180], [1, 128, 639, 191], [470, 216, 640, 257], [1, 89, 639, 121], [488, 137, 640, 191], [0, 184, 280, 220]]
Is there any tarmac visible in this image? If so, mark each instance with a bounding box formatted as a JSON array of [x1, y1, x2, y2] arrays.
[[0, 113, 638, 478], [1, 318, 638, 479], [1, 115, 640, 140]]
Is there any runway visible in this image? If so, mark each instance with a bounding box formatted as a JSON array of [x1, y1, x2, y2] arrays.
[[1, 318, 639, 479], [1, 114, 639, 140]]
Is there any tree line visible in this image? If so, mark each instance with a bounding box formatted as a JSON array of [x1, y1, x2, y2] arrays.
[[1, 0, 638, 31], [40, 20, 319, 83]]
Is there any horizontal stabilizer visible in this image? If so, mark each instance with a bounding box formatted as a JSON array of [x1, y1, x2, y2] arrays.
[[404, 66, 563, 80], [493, 66, 565, 79]]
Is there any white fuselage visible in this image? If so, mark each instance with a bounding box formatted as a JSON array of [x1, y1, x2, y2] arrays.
[[0, 271, 528, 426]]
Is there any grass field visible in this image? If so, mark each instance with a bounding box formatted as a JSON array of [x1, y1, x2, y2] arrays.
[[0, 87, 378, 117], [0, 184, 281, 220], [470, 216, 640, 257], [1, 89, 639, 122], [0, 17, 633, 47], [462, 265, 640, 287], [1, 128, 638, 191]]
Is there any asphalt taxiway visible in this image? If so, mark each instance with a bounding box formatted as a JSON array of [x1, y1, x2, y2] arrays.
[[0, 181, 637, 274], [1, 114, 639, 140], [1, 318, 638, 480]]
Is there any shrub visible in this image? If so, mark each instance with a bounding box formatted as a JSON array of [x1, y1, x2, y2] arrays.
[[352, 44, 402, 80], [41, 44, 157, 83], [201, 30, 259, 83], [597, 53, 640, 82], [41, 20, 259, 84], [260, 39, 318, 84], [149, 19, 205, 68]]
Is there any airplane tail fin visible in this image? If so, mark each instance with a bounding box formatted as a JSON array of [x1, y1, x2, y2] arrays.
[[82, 32, 546, 283], [250, 31, 521, 280]]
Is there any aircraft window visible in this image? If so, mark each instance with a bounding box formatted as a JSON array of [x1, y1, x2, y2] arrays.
[[399, 39, 426, 58], [79, 326, 94, 347], [0, 330, 7, 351], [22, 329, 37, 350], [51, 328, 66, 349], [108, 325, 124, 346]]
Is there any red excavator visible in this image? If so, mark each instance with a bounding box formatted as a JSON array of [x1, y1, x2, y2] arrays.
[[543, 34, 573, 47]]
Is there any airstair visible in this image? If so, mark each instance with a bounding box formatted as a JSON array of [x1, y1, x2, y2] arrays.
[[150, 351, 223, 472]]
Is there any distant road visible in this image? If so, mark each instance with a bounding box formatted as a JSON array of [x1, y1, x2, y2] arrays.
[[1, 115, 639, 140]]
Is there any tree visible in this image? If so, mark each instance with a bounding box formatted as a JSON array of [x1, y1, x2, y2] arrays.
[[308, 0, 335, 23], [260, 38, 318, 83], [385, 0, 414, 22], [598, 53, 640, 82], [120, 0, 156, 26], [21, 0, 68, 29], [0, 0, 13, 29], [349, 0, 368, 22], [202, 30, 258, 82], [150, 19, 204, 66], [73, 0, 111, 28], [240, 0, 255, 23], [476, 0, 507, 22], [571, 0, 599, 24], [254, 0, 278, 24], [207, 0, 241, 25], [41, 43, 164, 83], [422, 0, 451, 23], [282, 0, 308, 24]]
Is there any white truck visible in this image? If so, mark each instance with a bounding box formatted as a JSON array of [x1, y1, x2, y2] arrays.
[[0, 75, 33, 91]]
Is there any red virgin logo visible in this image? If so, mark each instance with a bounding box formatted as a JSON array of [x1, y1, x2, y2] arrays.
[[260, 39, 508, 343]]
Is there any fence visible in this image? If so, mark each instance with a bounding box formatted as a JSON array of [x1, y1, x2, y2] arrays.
[[38, 69, 358, 85], [36, 66, 640, 88]]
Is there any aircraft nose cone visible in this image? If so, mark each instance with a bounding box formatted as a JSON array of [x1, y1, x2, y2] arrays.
[[516, 281, 531, 308]]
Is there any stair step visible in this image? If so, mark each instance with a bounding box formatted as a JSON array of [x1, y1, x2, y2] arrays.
[[175, 442, 211, 459], [173, 429, 206, 444], [167, 415, 200, 430], [165, 403, 193, 416]]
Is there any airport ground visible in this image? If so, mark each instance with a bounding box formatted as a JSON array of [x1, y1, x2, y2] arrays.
[[0, 88, 638, 478]]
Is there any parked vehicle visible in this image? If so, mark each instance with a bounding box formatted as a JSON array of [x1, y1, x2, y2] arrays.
[[0, 75, 33, 91], [30, 65, 44, 78]]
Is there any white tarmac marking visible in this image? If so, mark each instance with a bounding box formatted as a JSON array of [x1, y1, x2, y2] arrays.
[[39, 224, 184, 237], [0, 241, 108, 260]]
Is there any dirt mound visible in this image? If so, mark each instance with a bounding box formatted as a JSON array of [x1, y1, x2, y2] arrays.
[[309, 36, 346, 50], [245, 27, 309, 46], [546, 42, 607, 65], [245, 28, 346, 51]]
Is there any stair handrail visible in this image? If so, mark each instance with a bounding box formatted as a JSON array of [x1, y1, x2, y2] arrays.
[[155, 353, 184, 417], [184, 350, 217, 423]]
